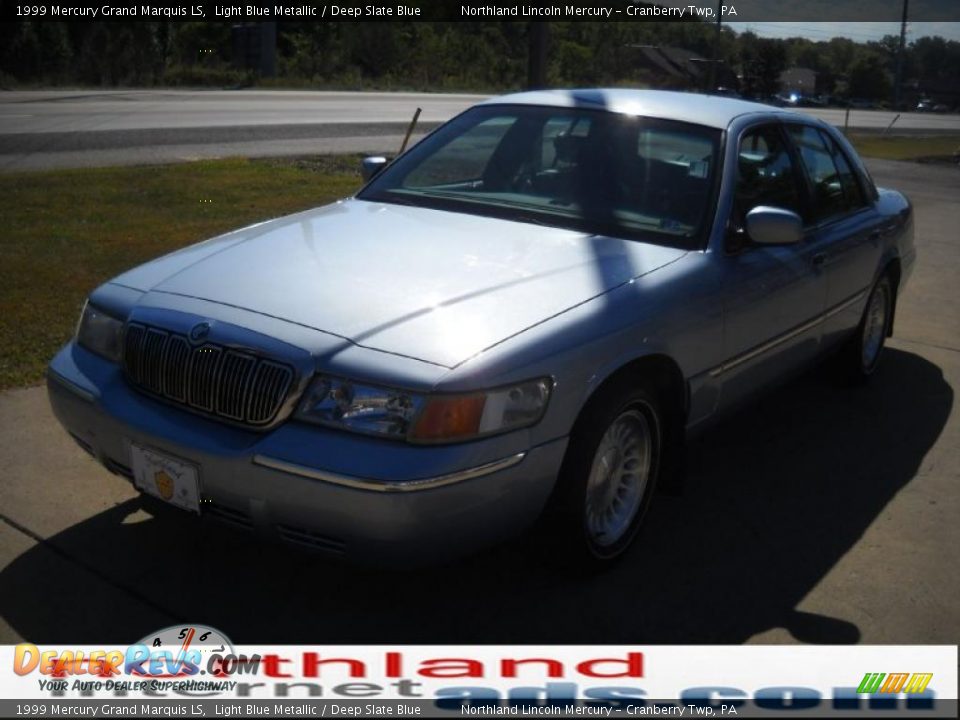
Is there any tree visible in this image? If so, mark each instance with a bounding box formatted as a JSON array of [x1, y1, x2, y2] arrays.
[[2, 22, 72, 82], [740, 37, 787, 98], [910, 35, 960, 85], [847, 53, 891, 101]]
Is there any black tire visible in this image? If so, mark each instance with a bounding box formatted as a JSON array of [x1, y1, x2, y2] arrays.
[[840, 272, 894, 381], [549, 378, 664, 565]]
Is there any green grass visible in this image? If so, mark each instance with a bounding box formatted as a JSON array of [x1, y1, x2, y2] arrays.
[[0, 156, 362, 391], [847, 134, 960, 161]]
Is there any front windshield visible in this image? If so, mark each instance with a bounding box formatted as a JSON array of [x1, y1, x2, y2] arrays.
[[359, 104, 721, 249]]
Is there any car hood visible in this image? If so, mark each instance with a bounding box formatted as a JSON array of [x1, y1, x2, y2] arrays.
[[114, 199, 686, 368]]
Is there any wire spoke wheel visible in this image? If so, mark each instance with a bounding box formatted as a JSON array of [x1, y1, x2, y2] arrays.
[[584, 408, 652, 548]]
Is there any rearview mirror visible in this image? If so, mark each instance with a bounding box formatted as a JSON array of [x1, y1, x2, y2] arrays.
[[361, 156, 389, 182], [745, 206, 803, 246]]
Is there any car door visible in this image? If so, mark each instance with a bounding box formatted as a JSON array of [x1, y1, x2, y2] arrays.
[[784, 123, 885, 349], [716, 122, 830, 411]]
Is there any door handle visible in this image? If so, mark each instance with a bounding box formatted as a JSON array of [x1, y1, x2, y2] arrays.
[[812, 252, 827, 268]]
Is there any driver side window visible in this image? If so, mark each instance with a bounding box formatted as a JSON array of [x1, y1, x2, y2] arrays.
[[734, 125, 805, 228]]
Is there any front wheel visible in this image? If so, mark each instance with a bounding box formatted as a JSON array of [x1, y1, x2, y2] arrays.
[[551, 381, 663, 564]]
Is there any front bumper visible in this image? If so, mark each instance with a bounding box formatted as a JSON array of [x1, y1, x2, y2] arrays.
[[47, 342, 567, 564]]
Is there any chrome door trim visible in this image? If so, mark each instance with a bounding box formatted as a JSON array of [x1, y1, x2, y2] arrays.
[[824, 288, 869, 320], [709, 288, 868, 378]]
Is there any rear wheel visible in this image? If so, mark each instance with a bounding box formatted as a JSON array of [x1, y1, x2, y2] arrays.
[[551, 380, 663, 564], [842, 273, 893, 380]]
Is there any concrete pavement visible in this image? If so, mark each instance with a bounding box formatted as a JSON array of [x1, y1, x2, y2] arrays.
[[0, 158, 957, 645], [2, 89, 959, 171]]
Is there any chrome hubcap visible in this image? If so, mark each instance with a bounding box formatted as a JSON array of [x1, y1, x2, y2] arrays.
[[585, 409, 652, 547], [862, 282, 889, 370]]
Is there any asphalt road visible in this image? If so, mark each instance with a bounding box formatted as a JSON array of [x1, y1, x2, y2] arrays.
[[0, 157, 957, 646], [0, 90, 480, 171], [2, 89, 959, 171]]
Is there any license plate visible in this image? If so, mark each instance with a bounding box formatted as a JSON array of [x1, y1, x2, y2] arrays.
[[130, 444, 201, 514]]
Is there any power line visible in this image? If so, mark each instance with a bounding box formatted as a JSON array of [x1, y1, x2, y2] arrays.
[[733, 22, 911, 42]]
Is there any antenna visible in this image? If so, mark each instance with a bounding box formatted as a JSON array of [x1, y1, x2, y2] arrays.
[[399, 107, 422, 155]]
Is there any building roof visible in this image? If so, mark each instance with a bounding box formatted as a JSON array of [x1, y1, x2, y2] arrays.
[[481, 88, 802, 129]]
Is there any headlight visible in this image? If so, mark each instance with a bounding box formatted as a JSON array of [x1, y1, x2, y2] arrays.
[[295, 376, 552, 443], [76, 301, 124, 363], [296, 377, 425, 439]]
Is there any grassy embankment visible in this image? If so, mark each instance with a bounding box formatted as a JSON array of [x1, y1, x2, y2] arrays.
[[0, 156, 361, 391], [846, 133, 960, 162]]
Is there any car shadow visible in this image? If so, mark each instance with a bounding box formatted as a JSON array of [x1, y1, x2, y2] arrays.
[[0, 347, 950, 645]]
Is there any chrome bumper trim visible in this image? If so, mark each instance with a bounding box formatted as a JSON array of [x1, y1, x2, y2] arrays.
[[47, 368, 96, 403], [251, 451, 527, 493]]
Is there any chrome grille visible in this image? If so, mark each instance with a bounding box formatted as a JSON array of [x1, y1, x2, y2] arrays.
[[123, 322, 294, 427], [216, 351, 255, 420], [141, 328, 168, 393], [247, 361, 293, 425], [163, 335, 190, 402], [189, 345, 221, 412]]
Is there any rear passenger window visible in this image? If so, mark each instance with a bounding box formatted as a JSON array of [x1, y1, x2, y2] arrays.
[[787, 125, 865, 221], [826, 135, 868, 210], [734, 125, 805, 226]]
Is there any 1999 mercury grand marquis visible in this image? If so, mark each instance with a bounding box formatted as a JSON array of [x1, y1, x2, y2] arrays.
[[48, 90, 915, 563]]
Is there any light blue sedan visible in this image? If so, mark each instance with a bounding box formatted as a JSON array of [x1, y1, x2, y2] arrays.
[[48, 89, 915, 564]]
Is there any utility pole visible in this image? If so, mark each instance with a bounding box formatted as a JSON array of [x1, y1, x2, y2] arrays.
[[708, 0, 722, 92], [894, 0, 908, 110], [527, 23, 549, 90]]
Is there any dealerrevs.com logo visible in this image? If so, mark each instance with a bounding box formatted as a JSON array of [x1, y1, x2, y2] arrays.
[[13, 625, 260, 692]]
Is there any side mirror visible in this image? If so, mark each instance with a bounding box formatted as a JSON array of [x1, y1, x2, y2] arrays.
[[361, 156, 389, 182], [745, 206, 803, 246]]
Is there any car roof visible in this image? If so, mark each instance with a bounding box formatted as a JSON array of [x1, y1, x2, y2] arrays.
[[479, 88, 805, 130]]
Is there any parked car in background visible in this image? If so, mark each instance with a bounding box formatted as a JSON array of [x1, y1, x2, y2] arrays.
[[48, 90, 915, 564], [783, 93, 828, 108], [916, 98, 952, 113]]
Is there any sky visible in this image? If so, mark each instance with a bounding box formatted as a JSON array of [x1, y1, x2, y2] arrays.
[[725, 22, 960, 43]]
